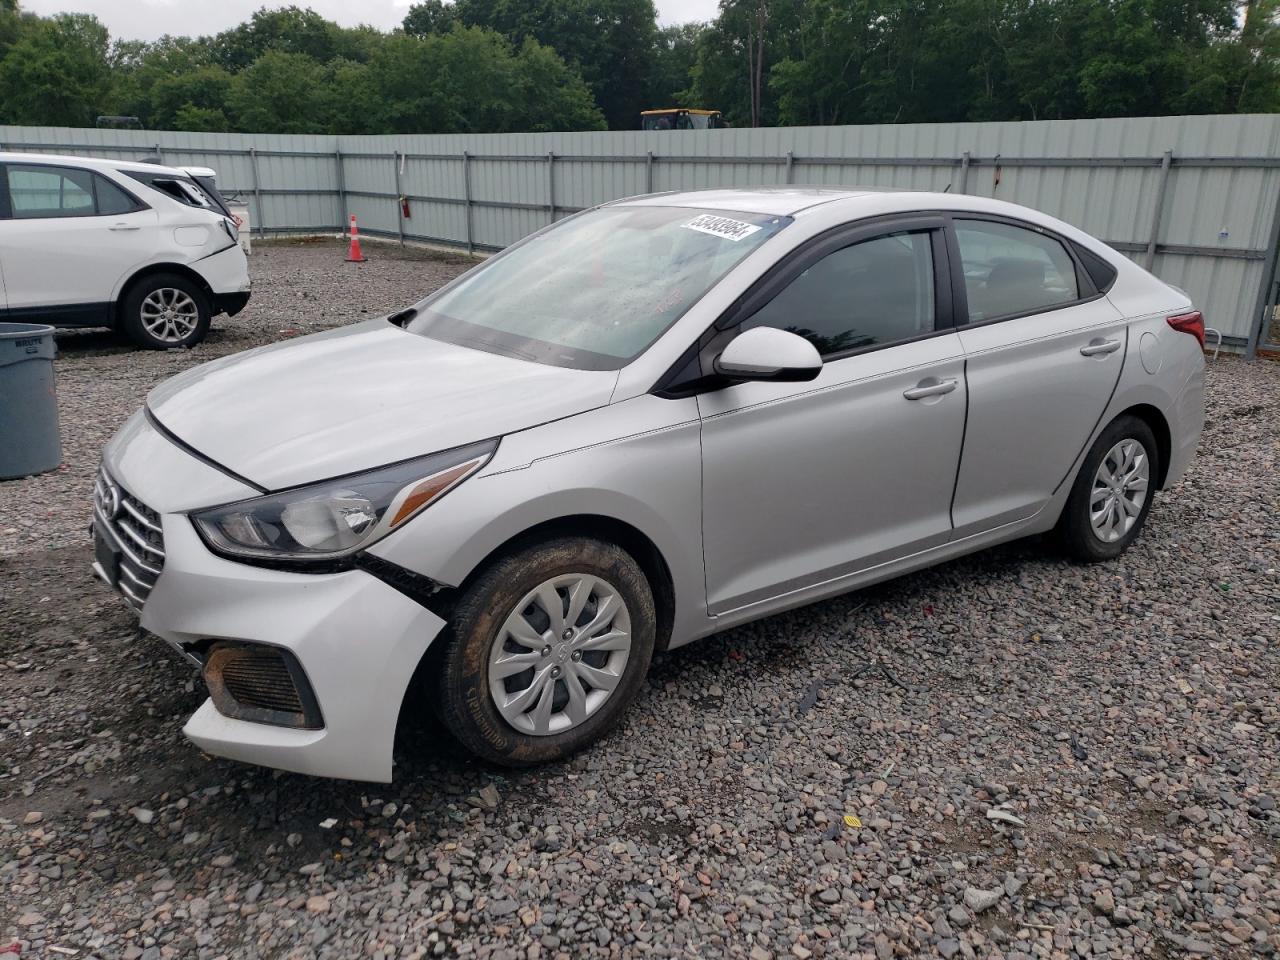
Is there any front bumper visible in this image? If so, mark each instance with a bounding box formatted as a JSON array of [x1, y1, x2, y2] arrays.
[[96, 415, 446, 782], [150, 521, 444, 782]]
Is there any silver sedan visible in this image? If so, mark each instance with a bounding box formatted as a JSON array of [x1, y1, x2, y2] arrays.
[[93, 188, 1205, 780]]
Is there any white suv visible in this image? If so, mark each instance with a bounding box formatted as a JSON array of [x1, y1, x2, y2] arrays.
[[0, 151, 251, 349]]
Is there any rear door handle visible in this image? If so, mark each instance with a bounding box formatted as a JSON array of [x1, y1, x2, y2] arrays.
[[903, 377, 958, 401], [1080, 337, 1121, 357], [108, 223, 140, 231]]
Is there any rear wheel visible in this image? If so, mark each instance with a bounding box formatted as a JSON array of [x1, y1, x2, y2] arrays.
[[1058, 414, 1159, 562], [120, 273, 210, 349], [436, 537, 655, 766]]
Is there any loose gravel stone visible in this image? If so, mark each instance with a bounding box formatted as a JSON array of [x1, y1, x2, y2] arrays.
[[1, 238, 1277, 959]]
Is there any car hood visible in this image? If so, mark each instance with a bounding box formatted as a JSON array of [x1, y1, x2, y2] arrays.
[[146, 319, 619, 490]]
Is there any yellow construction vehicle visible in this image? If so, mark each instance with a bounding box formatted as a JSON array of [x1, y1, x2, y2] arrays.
[[641, 108, 728, 130]]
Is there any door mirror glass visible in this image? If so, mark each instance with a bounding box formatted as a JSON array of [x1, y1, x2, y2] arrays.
[[714, 326, 823, 382]]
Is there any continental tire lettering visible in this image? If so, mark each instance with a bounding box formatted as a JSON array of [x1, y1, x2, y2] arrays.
[[465, 684, 511, 750]]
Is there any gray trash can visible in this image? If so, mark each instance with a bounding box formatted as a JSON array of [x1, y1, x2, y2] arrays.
[[0, 322, 62, 480]]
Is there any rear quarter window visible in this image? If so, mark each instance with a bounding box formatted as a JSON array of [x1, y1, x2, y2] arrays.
[[955, 219, 1080, 322]]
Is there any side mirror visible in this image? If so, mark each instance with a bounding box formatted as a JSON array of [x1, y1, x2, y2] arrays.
[[713, 327, 823, 383]]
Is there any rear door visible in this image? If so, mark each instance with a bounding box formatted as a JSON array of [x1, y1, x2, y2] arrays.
[[0, 163, 155, 324], [698, 217, 968, 615], [948, 216, 1127, 535]]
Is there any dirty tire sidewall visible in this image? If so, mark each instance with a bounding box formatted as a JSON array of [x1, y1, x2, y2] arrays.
[[1058, 414, 1160, 563], [436, 537, 656, 767], [120, 273, 211, 350]]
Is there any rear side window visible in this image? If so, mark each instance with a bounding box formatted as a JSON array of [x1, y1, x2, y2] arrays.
[[741, 231, 936, 356], [4, 164, 144, 218], [8, 165, 95, 217], [122, 170, 215, 209], [954, 220, 1079, 322], [95, 175, 141, 215]]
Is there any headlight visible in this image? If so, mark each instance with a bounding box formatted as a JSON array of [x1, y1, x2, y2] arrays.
[[191, 439, 496, 567], [220, 217, 238, 242]]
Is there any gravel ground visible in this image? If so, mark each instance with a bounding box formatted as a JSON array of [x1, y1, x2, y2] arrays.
[[2, 241, 1278, 960]]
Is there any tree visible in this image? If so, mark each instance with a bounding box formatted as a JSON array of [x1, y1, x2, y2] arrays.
[[363, 26, 604, 134], [0, 13, 112, 125], [209, 6, 343, 71], [402, 0, 459, 36], [226, 50, 332, 134], [409, 0, 657, 129], [647, 23, 706, 108]]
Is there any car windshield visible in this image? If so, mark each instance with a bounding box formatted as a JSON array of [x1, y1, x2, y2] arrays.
[[406, 205, 789, 369]]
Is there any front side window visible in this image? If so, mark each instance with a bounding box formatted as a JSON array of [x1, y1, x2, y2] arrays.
[[7, 164, 94, 218], [741, 231, 936, 356], [955, 219, 1079, 321], [407, 206, 789, 369]]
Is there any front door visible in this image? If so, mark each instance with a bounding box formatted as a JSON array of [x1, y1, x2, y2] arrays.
[[948, 217, 1129, 534], [698, 222, 967, 616]]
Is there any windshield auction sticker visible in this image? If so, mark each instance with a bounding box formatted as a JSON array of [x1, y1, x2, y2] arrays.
[[682, 214, 763, 242]]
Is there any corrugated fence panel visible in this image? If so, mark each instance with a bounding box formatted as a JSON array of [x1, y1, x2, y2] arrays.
[[3, 116, 1279, 346]]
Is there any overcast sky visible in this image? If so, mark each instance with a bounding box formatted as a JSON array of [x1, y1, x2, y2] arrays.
[[22, 0, 722, 41]]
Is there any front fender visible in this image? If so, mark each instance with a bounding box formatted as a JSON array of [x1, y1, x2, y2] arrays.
[[366, 396, 710, 647]]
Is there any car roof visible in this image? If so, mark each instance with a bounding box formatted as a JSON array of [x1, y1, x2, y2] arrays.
[[0, 151, 191, 178], [612, 186, 1091, 231], [614, 186, 897, 217]]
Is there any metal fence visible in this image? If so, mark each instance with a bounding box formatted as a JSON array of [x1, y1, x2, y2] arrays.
[[3, 116, 1280, 356]]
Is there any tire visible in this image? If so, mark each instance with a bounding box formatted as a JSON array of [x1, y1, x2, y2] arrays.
[[436, 537, 656, 766], [120, 273, 211, 349], [1057, 414, 1160, 562]]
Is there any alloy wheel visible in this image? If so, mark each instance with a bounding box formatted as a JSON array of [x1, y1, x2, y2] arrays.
[[140, 288, 200, 344]]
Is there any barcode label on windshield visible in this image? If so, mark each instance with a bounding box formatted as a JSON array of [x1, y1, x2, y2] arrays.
[[682, 214, 762, 242]]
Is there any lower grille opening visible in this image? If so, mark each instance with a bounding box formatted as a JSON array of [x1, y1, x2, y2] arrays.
[[203, 643, 324, 730]]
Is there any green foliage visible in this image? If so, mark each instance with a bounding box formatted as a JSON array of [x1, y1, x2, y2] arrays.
[[0, 13, 113, 125], [698, 0, 1280, 127], [408, 0, 659, 129], [0, 0, 1276, 135], [647, 23, 704, 108]]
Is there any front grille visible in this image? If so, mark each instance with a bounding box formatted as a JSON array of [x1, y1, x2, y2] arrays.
[[204, 643, 324, 729], [95, 467, 165, 610], [223, 654, 304, 714]]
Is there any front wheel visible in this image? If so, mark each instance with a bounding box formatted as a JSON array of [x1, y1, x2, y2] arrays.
[[1057, 414, 1159, 562], [120, 273, 211, 349], [435, 537, 656, 766]]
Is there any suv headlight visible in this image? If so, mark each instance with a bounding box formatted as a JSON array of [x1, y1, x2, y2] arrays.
[[191, 440, 496, 567], [220, 217, 238, 242]]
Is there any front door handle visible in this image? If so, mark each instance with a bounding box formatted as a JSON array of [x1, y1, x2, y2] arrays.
[[108, 223, 140, 231], [1080, 337, 1121, 357], [903, 377, 958, 401]]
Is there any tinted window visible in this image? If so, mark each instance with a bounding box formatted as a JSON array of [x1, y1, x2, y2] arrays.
[[955, 220, 1079, 321], [8, 165, 95, 218], [94, 175, 140, 215], [742, 231, 936, 356], [122, 170, 216, 209], [1072, 241, 1118, 292]]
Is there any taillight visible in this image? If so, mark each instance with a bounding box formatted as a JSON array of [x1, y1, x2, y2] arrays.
[[1167, 311, 1204, 349]]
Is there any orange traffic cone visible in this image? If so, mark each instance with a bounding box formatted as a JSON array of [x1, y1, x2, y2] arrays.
[[345, 214, 366, 262]]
